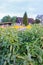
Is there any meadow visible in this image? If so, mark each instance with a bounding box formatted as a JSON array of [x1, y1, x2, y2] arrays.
[[0, 24, 43, 65]]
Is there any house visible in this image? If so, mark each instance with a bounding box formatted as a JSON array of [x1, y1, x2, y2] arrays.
[[28, 18, 35, 24], [16, 17, 35, 25], [0, 17, 34, 27], [0, 22, 12, 26], [16, 17, 23, 25]]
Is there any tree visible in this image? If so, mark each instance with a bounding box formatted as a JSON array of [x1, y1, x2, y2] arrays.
[[23, 12, 28, 26], [11, 16, 17, 23], [1, 15, 11, 22], [35, 19, 40, 24]]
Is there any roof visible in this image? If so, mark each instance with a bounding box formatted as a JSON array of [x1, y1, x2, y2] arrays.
[[0, 22, 12, 25], [28, 18, 35, 23], [16, 17, 34, 24]]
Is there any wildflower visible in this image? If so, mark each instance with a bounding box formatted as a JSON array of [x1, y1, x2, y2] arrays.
[[26, 25, 32, 29]]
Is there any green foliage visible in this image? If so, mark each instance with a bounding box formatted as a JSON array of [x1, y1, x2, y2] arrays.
[[1, 15, 11, 22], [11, 16, 17, 23], [23, 12, 28, 26], [0, 24, 43, 65], [1, 15, 17, 24], [35, 19, 40, 24]]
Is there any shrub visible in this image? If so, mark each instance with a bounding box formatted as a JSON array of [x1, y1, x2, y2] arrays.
[[35, 19, 41, 24], [0, 25, 43, 65]]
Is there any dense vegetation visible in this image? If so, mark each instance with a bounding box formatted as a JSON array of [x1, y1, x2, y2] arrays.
[[35, 19, 41, 24], [1, 15, 17, 23], [0, 24, 43, 65]]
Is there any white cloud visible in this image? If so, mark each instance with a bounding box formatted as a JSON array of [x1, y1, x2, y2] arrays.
[[0, 12, 24, 18], [0, 0, 42, 19], [0, 12, 36, 19], [29, 7, 35, 11]]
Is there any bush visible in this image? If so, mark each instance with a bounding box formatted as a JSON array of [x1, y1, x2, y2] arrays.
[[35, 19, 40, 24], [0, 25, 43, 65]]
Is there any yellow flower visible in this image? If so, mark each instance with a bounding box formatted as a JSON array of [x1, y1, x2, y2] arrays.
[[14, 25, 20, 29], [26, 25, 32, 29], [13, 25, 24, 29], [11, 25, 32, 29]]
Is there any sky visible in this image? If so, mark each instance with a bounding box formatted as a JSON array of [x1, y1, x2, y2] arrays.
[[0, 0, 43, 19]]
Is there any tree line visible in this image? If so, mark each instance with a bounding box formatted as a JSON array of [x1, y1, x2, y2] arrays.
[[1, 15, 17, 23], [1, 12, 41, 26]]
